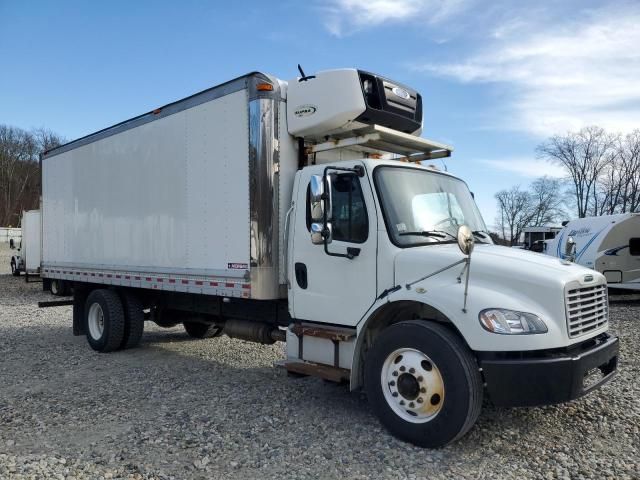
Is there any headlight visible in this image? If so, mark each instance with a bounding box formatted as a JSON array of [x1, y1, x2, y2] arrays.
[[479, 308, 548, 335]]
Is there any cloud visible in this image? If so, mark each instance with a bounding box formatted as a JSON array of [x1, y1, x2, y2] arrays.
[[415, 3, 640, 136], [321, 0, 470, 36], [479, 158, 566, 178]]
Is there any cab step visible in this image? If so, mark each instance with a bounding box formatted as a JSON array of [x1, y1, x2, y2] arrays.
[[277, 359, 350, 383], [290, 324, 355, 342]]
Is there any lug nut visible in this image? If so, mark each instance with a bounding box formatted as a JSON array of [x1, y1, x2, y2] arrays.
[[409, 368, 415, 374], [417, 376, 423, 382], [420, 387, 426, 393], [417, 398, 423, 403], [389, 380, 396, 386], [392, 392, 398, 397], [399, 366, 406, 372], [392, 371, 398, 377], [409, 402, 415, 408], [399, 400, 405, 406]]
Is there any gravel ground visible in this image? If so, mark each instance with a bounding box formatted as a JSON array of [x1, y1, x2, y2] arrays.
[[0, 243, 638, 479]]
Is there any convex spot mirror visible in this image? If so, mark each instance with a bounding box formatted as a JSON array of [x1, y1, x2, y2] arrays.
[[311, 222, 332, 245], [565, 236, 576, 261], [457, 225, 474, 255]]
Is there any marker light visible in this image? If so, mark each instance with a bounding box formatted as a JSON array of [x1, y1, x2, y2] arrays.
[[256, 83, 274, 91]]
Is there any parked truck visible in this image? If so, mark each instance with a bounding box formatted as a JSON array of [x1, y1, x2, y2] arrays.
[[10, 209, 41, 278], [40, 68, 619, 447]]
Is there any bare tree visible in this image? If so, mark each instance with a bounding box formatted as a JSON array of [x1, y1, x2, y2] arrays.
[[495, 185, 535, 245], [618, 130, 640, 213], [0, 124, 66, 226], [528, 176, 565, 226], [537, 126, 617, 218]]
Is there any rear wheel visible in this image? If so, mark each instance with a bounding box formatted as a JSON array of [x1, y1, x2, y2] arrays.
[[365, 320, 483, 448], [184, 321, 222, 339], [85, 289, 125, 353], [120, 292, 144, 349]]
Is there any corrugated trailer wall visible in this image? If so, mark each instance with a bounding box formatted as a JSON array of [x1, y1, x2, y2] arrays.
[[42, 88, 253, 297]]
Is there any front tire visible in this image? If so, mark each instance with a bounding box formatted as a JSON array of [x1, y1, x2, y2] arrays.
[[85, 289, 125, 353], [11, 260, 19, 276], [365, 320, 483, 448]]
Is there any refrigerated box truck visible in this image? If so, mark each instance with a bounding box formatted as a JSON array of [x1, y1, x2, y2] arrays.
[[41, 68, 619, 447]]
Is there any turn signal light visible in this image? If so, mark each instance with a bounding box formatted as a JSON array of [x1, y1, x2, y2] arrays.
[[257, 83, 274, 91]]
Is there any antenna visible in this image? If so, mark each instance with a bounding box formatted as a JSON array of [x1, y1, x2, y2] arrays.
[[297, 64, 316, 82]]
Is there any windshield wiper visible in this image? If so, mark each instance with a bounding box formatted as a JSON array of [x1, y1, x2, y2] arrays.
[[471, 230, 491, 244], [399, 230, 457, 241]]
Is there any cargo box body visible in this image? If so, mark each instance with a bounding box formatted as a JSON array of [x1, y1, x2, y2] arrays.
[[42, 73, 293, 300]]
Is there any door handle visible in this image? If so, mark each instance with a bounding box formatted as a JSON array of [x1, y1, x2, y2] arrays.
[[295, 262, 308, 289]]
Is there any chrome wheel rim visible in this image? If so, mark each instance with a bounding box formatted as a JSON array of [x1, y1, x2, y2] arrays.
[[88, 303, 105, 340], [381, 348, 445, 423]]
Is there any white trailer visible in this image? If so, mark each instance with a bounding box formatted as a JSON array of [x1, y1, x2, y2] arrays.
[[41, 68, 618, 447], [9, 210, 41, 278], [545, 213, 640, 290]]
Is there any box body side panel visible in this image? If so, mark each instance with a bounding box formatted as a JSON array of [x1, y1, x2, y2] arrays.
[[42, 89, 251, 293]]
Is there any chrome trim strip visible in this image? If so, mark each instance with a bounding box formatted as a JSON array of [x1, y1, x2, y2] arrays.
[[248, 92, 281, 299]]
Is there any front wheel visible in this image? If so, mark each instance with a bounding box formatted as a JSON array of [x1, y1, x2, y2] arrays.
[[11, 260, 19, 276], [365, 320, 483, 448]]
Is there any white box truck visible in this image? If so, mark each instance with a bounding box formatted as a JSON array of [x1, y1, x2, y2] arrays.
[[9, 209, 41, 278], [41, 68, 619, 447]]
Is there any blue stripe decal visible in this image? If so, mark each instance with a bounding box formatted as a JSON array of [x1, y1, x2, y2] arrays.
[[576, 226, 608, 262]]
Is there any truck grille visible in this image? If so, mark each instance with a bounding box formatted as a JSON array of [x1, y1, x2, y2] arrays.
[[565, 284, 608, 338]]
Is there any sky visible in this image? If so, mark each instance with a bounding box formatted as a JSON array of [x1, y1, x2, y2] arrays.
[[1, 0, 639, 228]]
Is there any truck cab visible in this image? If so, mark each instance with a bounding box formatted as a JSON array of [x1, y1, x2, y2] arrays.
[[282, 69, 618, 447]]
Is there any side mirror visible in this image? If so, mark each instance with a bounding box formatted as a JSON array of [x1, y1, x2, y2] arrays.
[[565, 236, 576, 262], [457, 225, 475, 255], [309, 174, 333, 245], [309, 175, 324, 222]]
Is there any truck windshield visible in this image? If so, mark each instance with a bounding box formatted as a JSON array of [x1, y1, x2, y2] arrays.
[[374, 166, 488, 247]]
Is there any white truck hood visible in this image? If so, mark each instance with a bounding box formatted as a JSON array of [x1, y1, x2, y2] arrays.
[[392, 243, 607, 351]]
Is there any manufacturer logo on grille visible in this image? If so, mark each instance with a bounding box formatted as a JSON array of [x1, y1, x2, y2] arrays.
[[392, 87, 410, 100]]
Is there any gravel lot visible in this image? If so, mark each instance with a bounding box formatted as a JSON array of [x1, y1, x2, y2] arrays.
[[0, 242, 638, 479]]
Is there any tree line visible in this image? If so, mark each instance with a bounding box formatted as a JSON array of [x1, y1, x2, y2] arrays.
[[0, 124, 65, 227], [495, 126, 640, 244]]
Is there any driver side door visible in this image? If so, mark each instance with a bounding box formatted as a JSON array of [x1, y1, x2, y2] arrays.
[[289, 163, 378, 327]]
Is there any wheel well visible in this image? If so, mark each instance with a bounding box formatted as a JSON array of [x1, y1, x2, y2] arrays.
[[350, 301, 466, 391]]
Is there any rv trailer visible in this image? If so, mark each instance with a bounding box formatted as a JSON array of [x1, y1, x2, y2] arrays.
[[545, 213, 640, 290]]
